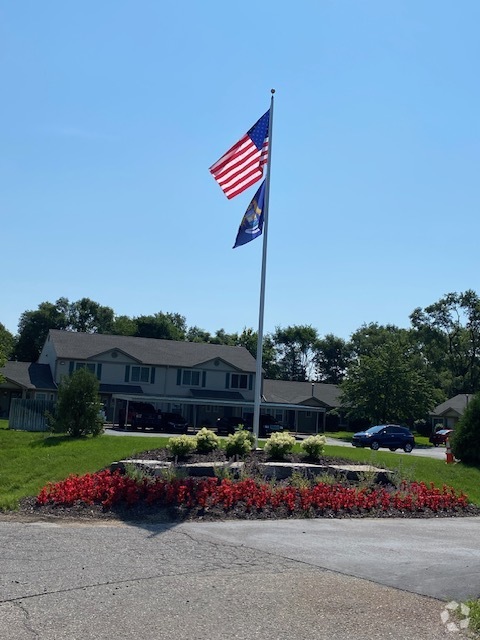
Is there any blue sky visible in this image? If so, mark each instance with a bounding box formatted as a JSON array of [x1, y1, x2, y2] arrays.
[[1, 1, 479, 341]]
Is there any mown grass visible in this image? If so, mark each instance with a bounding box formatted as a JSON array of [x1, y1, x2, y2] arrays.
[[0, 420, 169, 510], [1, 420, 479, 509]]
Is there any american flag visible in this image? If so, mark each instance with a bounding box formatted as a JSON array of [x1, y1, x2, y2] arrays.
[[209, 110, 270, 199]]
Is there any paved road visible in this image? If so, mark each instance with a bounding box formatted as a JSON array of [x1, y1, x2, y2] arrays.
[[1, 516, 479, 640], [324, 437, 447, 460]]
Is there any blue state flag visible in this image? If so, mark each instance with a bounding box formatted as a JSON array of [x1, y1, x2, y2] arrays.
[[233, 180, 266, 248]]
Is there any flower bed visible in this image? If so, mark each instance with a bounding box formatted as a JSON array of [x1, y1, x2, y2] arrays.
[[34, 470, 476, 520]]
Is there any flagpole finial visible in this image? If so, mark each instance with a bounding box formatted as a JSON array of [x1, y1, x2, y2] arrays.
[[271, 88, 275, 94]]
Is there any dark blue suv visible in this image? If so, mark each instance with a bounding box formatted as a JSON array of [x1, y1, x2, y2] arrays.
[[352, 424, 415, 453]]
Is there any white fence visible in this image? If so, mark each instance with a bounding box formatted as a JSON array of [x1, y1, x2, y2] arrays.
[[9, 398, 55, 431]]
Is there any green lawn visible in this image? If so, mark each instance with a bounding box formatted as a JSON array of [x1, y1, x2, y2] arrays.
[[1, 419, 480, 510], [0, 420, 170, 510]]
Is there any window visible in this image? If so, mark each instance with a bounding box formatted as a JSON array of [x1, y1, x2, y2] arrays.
[[230, 374, 248, 389], [205, 405, 220, 413], [124, 365, 154, 384], [75, 362, 96, 374], [181, 370, 201, 386], [131, 366, 150, 383], [70, 361, 102, 379]]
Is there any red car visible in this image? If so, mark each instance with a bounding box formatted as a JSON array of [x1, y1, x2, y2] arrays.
[[429, 429, 454, 446]]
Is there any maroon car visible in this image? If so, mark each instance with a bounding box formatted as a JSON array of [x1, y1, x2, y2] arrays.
[[429, 429, 454, 447]]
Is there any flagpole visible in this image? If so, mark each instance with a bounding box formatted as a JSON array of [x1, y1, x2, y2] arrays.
[[252, 89, 275, 446]]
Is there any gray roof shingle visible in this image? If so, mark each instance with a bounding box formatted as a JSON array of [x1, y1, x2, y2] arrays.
[[431, 394, 472, 416], [47, 330, 257, 372], [1, 362, 56, 390], [263, 380, 341, 408]]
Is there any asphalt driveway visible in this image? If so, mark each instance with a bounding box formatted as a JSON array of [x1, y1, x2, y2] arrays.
[[1, 515, 478, 639]]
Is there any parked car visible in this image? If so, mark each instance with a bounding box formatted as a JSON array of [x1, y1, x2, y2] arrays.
[[429, 428, 454, 447], [351, 424, 415, 452], [128, 406, 188, 433], [243, 414, 285, 438], [216, 416, 246, 435], [119, 402, 156, 428], [160, 412, 189, 434]]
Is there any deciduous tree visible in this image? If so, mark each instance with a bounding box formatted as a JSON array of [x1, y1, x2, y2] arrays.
[[410, 290, 480, 396], [14, 300, 68, 361], [314, 334, 352, 384], [135, 312, 186, 341], [273, 325, 318, 381], [340, 333, 438, 425]]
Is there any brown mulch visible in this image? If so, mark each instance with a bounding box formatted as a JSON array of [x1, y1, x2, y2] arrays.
[[3, 448, 480, 524]]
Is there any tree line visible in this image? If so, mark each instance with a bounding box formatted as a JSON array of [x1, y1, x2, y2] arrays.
[[1, 290, 480, 426]]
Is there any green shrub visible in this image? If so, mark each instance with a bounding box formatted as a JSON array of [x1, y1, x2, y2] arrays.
[[451, 392, 480, 464], [195, 427, 220, 454], [168, 435, 197, 458], [224, 429, 254, 458], [46, 368, 103, 437], [300, 435, 326, 460], [264, 432, 296, 459]]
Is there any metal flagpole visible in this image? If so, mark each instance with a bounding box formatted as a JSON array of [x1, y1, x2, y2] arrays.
[[252, 89, 275, 446]]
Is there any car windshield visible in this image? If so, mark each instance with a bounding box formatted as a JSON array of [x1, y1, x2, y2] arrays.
[[365, 425, 385, 434]]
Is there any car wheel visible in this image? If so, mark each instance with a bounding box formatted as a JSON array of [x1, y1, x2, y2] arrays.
[[434, 443, 439, 447], [370, 441, 380, 451], [404, 443, 413, 453], [389, 447, 397, 451]]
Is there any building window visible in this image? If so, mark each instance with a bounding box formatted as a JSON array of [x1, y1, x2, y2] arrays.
[[125, 365, 154, 385], [131, 366, 150, 383], [75, 362, 96, 375], [70, 361, 102, 379], [230, 373, 248, 389], [182, 370, 201, 386]]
